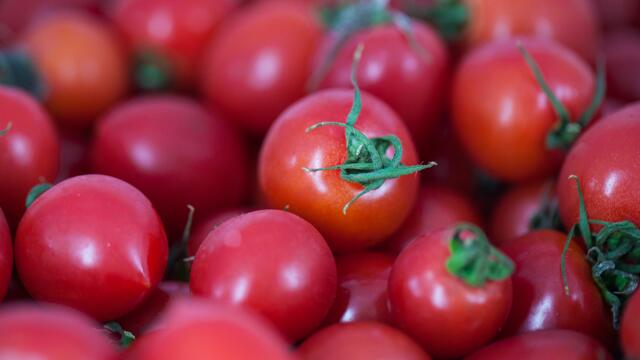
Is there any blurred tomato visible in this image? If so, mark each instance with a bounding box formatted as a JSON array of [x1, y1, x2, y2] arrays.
[[604, 29, 640, 102], [0, 209, 10, 302]]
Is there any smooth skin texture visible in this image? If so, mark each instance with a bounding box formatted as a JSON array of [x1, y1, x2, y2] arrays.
[[187, 208, 250, 256], [604, 29, 640, 102], [621, 288, 640, 359], [15, 175, 168, 321], [0, 209, 11, 301]]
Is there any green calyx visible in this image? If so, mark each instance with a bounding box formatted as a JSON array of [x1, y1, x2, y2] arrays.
[[517, 43, 606, 151], [0, 122, 11, 136], [0, 50, 45, 100], [166, 204, 195, 281], [446, 223, 515, 287], [561, 176, 640, 328], [304, 45, 436, 214], [134, 51, 173, 92], [25, 183, 52, 208], [104, 321, 135, 348], [408, 0, 468, 41], [529, 181, 563, 231]]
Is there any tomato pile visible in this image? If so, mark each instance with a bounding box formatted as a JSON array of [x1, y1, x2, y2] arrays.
[[1, 0, 640, 359]]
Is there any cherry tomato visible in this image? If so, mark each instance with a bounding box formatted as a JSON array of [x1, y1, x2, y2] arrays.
[[452, 39, 595, 182], [621, 288, 640, 359], [22, 11, 128, 128], [298, 321, 431, 360], [200, 1, 323, 135], [0, 208, 11, 301], [0, 303, 118, 359], [499, 230, 614, 347], [324, 252, 394, 325], [466, 329, 612, 360], [188, 208, 251, 256], [0, 86, 59, 228], [604, 29, 640, 102], [91, 95, 250, 239], [190, 209, 337, 341], [15, 174, 168, 321]]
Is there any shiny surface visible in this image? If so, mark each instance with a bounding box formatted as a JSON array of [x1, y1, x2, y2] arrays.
[[604, 30, 640, 102], [452, 39, 595, 182], [188, 208, 250, 256], [621, 286, 640, 358], [190, 210, 337, 341], [15, 175, 168, 321], [388, 228, 513, 359], [259, 89, 421, 252], [0, 209, 11, 301]]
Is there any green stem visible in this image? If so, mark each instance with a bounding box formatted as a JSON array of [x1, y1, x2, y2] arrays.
[[25, 183, 52, 208], [0, 51, 45, 100], [134, 51, 173, 91], [0, 122, 11, 136], [104, 322, 135, 348], [166, 205, 195, 281], [408, 0, 468, 42]]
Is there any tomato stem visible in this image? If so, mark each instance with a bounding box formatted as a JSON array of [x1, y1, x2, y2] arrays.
[[25, 182, 52, 208], [408, 0, 468, 41], [104, 321, 136, 348], [0, 122, 11, 136], [166, 204, 195, 281], [529, 180, 562, 231], [0, 50, 45, 100], [134, 50, 173, 91]]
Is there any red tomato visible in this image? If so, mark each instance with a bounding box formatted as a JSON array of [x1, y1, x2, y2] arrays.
[[259, 89, 421, 252], [452, 39, 595, 182], [190, 209, 337, 341], [15, 174, 168, 321], [386, 183, 481, 254], [591, 0, 640, 29], [604, 29, 640, 102], [324, 252, 394, 325], [123, 298, 295, 360], [91, 95, 250, 239], [388, 227, 513, 359], [499, 230, 614, 346], [558, 103, 640, 229], [188, 208, 251, 256], [200, 1, 323, 135], [21, 11, 128, 128], [0, 303, 118, 359], [298, 321, 431, 360], [622, 289, 640, 358], [0, 86, 59, 228], [0, 209, 11, 301], [466, 329, 612, 360]]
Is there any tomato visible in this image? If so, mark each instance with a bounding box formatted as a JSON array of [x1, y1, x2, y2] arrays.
[[188, 208, 251, 256], [200, 1, 323, 135], [0, 86, 59, 228], [388, 226, 513, 359], [259, 89, 422, 252], [591, 0, 640, 29], [190, 209, 336, 341], [622, 289, 640, 359], [21, 11, 128, 128], [558, 103, 640, 229], [452, 39, 595, 182], [466, 329, 612, 360], [124, 298, 295, 360], [0, 208, 11, 301], [385, 183, 481, 254], [91, 95, 250, 239], [499, 230, 614, 346], [15, 174, 168, 321], [111, 0, 239, 90], [323, 252, 394, 325], [604, 29, 640, 102], [0, 303, 118, 359], [298, 321, 431, 360]]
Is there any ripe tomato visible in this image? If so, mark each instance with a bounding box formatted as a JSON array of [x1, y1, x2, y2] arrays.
[[298, 321, 431, 360], [324, 252, 394, 325], [621, 289, 640, 359], [0, 208, 11, 301], [452, 39, 595, 182], [15, 174, 168, 321], [0, 303, 118, 360], [21, 11, 128, 128], [190, 209, 337, 341], [0, 86, 58, 228], [604, 29, 640, 102], [388, 226, 513, 359], [188, 208, 251, 256], [91, 95, 250, 239]]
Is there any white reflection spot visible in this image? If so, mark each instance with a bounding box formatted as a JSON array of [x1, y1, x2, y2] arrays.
[[78, 243, 96, 267], [281, 265, 301, 290], [148, 10, 173, 40], [604, 172, 620, 198]]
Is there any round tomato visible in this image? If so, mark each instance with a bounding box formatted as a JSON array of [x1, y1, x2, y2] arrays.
[[15, 174, 168, 321], [187, 208, 251, 256], [621, 289, 640, 359], [604, 29, 640, 102], [0, 208, 11, 301]]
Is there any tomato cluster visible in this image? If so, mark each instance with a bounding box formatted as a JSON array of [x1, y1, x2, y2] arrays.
[[1, 0, 640, 359]]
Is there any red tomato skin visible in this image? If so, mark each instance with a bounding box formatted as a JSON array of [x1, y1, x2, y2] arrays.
[[388, 228, 513, 359], [298, 321, 431, 360], [622, 289, 640, 358], [190, 209, 337, 341], [604, 29, 640, 102], [558, 103, 640, 229], [0, 86, 59, 228], [499, 230, 614, 346], [324, 252, 394, 325], [315, 22, 449, 145], [452, 39, 595, 182], [0, 209, 11, 301], [201, 1, 323, 135], [91, 95, 250, 239], [0, 303, 118, 360], [15, 174, 168, 321], [385, 184, 482, 254], [259, 89, 421, 252], [466, 329, 612, 360], [187, 208, 250, 256]]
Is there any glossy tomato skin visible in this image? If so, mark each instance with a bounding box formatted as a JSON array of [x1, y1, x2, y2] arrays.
[[0, 86, 59, 228], [466, 329, 612, 360], [315, 22, 448, 145], [622, 289, 640, 358], [187, 208, 251, 256], [298, 321, 431, 360], [0, 209, 11, 301], [499, 230, 614, 346], [15, 175, 168, 321], [452, 39, 595, 182], [91, 96, 250, 239], [22, 11, 128, 128], [259, 89, 421, 252], [388, 228, 513, 359], [558, 103, 640, 229], [190, 209, 337, 341], [604, 29, 640, 102], [0, 303, 118, 360]]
